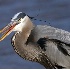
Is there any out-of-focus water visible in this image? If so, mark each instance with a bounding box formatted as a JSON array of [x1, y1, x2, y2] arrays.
[[0, 0, 70, 69]]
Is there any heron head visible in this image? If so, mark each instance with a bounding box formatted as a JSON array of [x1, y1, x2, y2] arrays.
[[0, 12, 29, 41]]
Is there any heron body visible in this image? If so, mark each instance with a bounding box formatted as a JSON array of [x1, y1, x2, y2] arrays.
[[0, 12, 70, 69]]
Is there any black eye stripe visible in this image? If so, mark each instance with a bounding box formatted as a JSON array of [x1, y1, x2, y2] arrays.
[[17, 13, 26, 19], [12, 12, 26, 21]]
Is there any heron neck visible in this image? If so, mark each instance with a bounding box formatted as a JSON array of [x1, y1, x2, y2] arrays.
[[12, 16, 34, 46], [21, 17, 34, 44]]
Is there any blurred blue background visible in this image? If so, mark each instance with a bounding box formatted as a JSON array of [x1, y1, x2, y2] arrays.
[[0, 0, 70, 69]]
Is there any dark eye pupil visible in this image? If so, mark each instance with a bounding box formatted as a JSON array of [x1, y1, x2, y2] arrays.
[[18, 18, 21, 21]]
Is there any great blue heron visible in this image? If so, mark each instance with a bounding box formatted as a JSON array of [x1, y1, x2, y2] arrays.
[[0, 12, 70, 69]]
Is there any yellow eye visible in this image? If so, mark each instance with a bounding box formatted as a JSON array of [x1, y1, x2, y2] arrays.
[[18, 18, 21, 21]]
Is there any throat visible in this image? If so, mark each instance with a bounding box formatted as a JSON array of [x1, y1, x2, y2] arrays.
[[12, 16, 34, 45]]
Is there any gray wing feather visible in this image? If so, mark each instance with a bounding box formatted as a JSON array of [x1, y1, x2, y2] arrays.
[[32, 25, 70, 68], [33, 25, 70, 44]]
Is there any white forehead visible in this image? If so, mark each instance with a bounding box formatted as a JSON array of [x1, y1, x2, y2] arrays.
[[13, 16, 29, 32], [11, 12, 22, 21]]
